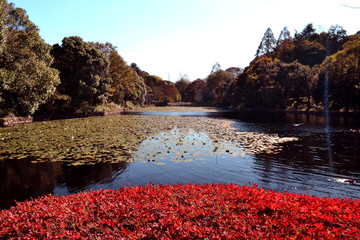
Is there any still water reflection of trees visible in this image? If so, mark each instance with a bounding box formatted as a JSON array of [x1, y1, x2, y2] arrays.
[[0, 158, 128, 210], [1, 111, 360, 210]]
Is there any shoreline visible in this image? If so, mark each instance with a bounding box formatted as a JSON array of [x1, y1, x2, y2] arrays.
[[1, 105, 359, 127]]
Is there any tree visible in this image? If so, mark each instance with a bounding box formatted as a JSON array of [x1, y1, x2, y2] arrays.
[[143, 75, 180, 105], [175, 75, 190, 101], [225, 67, 243, 77], [255, 28, 276, 57], [211, 62, 221, 74], [203, 70, 234, 105], [277, 26, 291, 46], [0, 0, 60, 117], [184, 79, 206, 102], [258, 61, 319, 109], [93, 42, 146, 106], [294, 23, 316, 41], [130, 63, 149, 78], [275, 27, 295, 63], [293, 39, 326, 66], [327, 25, 347, 55], [320, 35, 360, 112], [51, 36, 111, 113]]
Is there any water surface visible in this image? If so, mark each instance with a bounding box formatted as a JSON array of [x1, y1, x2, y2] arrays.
[[1, 109, 359, 210]]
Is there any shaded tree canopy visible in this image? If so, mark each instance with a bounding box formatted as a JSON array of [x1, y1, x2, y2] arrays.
[[184, 79, 206, 102], [51, 36, 111, 113], [0, 0, 60, 117], [175, 75, 190, 100], [203, 70, 234, 105], [143, 75, 181, 105]]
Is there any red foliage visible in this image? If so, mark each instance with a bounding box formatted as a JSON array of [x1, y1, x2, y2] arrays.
[[1, 184, 359, 239]]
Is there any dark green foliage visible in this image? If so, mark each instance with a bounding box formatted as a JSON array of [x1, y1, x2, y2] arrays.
[[51, 36, 111, 113], [0, 0, 60, 117]]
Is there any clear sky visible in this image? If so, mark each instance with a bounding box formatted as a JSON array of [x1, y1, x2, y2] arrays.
[[9, 0, 360, 81]]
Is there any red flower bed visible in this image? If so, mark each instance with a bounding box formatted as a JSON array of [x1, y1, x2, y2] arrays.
[[0, 184, 359, 239]]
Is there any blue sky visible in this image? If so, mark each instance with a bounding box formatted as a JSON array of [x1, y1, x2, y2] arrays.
[[10, 0, 360, 81]]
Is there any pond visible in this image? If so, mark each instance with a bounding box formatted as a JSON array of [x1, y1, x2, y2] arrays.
[[1, 107, 360, 210]]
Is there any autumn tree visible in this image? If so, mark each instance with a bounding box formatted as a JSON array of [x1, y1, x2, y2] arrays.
[[203, 70, 234, 105], [175, 74, 190, 100], [51, 36, 111, 113], [184, 79, 206, 103], [320, 35, 360, 112], [130, 63, 149, 78], [143, 75, 180, 105], [0, 0, 60, 116], [277, 26, 291, 46], [292, 23, 326, 66], [93, 42, 146, 106], [327, 25, 347, 55], [225, 67, 242, 77], [255, 28, 276, 57], [210, 62, 221, 74]]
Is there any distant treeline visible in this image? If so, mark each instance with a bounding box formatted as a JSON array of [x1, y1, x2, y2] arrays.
[[1, 0, 360, 118], [178, 24, 360, 112]]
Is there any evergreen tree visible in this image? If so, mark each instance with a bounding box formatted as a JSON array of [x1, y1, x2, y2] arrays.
[[256, 28, 276, 57], [51, 36, 111, 113], [277, 26, 291, 46], [210, 62, 221, 74]]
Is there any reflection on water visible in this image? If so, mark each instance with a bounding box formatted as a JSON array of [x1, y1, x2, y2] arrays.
[[1, 111, 360, 210]]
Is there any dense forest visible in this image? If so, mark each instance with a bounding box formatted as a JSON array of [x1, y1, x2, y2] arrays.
[[1, 0, 360, 118]]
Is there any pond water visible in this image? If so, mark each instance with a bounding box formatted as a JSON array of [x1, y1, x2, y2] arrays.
[[1, 108, 360, 210]]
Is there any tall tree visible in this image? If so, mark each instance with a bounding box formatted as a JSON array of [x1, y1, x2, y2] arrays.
[[93, 42, 146, 106], [277, 26, 291, 46], [204, 70, 234, 105], [51, 36, 111, 113], [255, 28, 276, 57], [175, 75, 190, 100], [184, 79, 206, 102], [320, 35, 360, 112], [0, 0, 60, 116], [210, 62, 221, 74], [327, 25, 347, 55], [143, 75, 180, 105], [294, 23, 316, 41]]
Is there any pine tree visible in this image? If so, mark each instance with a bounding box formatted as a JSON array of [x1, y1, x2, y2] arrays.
[[256, 28, 276, 57], [277, 26, 291, 46]]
